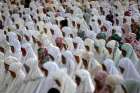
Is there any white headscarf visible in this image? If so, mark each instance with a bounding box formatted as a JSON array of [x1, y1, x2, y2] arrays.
[[121, 43, 139, 65], [94, 39, 109, 63], [21, 43, 37, 64], [48, 44, 61, 63], [52, 69, 76, 93], [76, 69, 95, 93], [43, 62, 60, 77], [62, 26, 73, 37], [84, 38, 94, 52], [25, 21, 35, 30], [5, 56, 19, 65], [64, 37, 74, 51], [6, 62, 25, 93], [35, 62, 60, 93], [7, 32, 18, 43], [118, 58, 140, 80], [1, 56, 18, 93], [73, 36, 85, 49], [50, 24, 63, 40], [102, 59, 120, 75], [9, 40, 22, 61], [20, 58, 43, 93], [62, 50, 76, 77], [25, 58, 43, 80], [106, 40, 122, 66]]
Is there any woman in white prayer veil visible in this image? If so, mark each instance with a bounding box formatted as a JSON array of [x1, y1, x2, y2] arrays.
[[23, 14, 33, 22], [94, 39, 109, 63], [8, 40, 22, 61], [21, 43, 37, 64], [102, 59, 120, 75], [50, 24, 63, 41], [0, 56, 18, 93], [47, 43, 62, 64], [64, 37, 74, 51], [18, 58, 44, 93], [73, 36, 85, 50], [89, 18, 101, 35], [121, 43, 139, 66], [62, 26, 74, 38], [43, 24, 53, 42], [7, 32, 18, 43], [35, 62, 60, 93], [52, 69, 76, 93], [6, 62, 25, 93], [118, 58, 140, 80], [61, 50, 76, 77], [6, 32, 21, 60], [75, 69, 95, 93], [25, 21, 35, 30], [106, 40, 122, 66]]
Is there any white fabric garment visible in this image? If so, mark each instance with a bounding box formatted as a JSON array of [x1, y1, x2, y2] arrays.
[[0, 30, 6, 44], [103, 20, 112, 37], [102, 59, 120, 75], [18, 58, 44, 93], [8, 40, 22, 61], [94, 39, 109, 63], [62, 26, 73, 37], [76, 69, 95, 93], [121, 43, 139, 66], [89, 18, 100, 34], [106, 40, 122, 66], [35, 62, 60, 93], [73, 36, 85, 50], [7, 32, 18, 43], [62, 50, 76, 77], [52, 69, 76, 93], [25, 22, 35, 30], [47, 44, 61, 63], [88, 57, 102, 76], [50, 24, 63, 40], [118, 58, 140, 80], [0, 56, 18, 93], [84, 38, 94, 52], [64, 37, 74, 51], [6, 62, 25, 93], [21, 43, 37, 64]]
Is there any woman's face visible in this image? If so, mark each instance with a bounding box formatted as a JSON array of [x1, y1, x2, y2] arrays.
[[10, 46, 15, 53], [121, 49, 127, 57], [24, 64, 30, 73], [74, 55, 80, 64], [107, 47, 112, 54], [9, 70, 16, 78], [102, 64, 107, 72], [82, 58, 88, 69], [73, 43, 78, 49], [100, 84, 112, 93], [75, 75, 81, 86], [0, 47, 4, 53], [62, 55, 66, 64], [41, 67, 48, 77], [94, 45, 99, 53], [4, 63, 9, 71], [21, 47, 27, 57], [85, 45, 90, 51], [119, 66, 124, 74], [55, 79, 61, 87]]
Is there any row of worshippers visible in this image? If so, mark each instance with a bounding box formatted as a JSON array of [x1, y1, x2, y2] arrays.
[[0, 0, 140, 93]]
